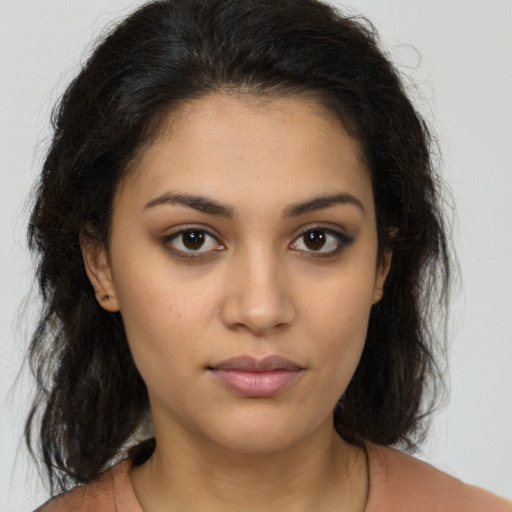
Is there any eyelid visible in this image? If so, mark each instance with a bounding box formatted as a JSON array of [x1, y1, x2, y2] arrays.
[[289, 224, 353, 256], [162, 223, 224, 242], [161, 223, 353, 261], [162, 225, 225, 259]]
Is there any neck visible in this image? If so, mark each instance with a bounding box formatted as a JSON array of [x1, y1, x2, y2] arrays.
[[130, 418, 369, 512]]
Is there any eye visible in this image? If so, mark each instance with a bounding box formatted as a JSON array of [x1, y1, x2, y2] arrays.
[[289, 228, 351, 255], [164, 228, 223, 256]]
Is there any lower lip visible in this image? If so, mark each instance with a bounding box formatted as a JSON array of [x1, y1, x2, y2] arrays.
[[210, 369, 302, 397]]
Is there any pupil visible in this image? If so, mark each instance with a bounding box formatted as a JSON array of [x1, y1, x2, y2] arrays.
[[304, 230, 326, 250], [183, 231, 204, 250]]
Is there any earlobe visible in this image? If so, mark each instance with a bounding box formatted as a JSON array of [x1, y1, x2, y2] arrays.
[[372, 249, 392, 304], [80, 234, 119, 312]]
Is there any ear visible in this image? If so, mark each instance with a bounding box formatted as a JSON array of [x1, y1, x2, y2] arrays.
[[80, 234, 119, 312], [372, 248, 392, 305]]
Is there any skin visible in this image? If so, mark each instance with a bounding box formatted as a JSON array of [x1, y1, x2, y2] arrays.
[[83, 92, 391, 512]]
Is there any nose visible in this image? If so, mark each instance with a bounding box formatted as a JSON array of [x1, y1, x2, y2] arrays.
[[220, 248, 295, 337]]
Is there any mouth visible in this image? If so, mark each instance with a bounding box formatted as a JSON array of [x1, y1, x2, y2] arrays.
[[207, 355, 304, 398]]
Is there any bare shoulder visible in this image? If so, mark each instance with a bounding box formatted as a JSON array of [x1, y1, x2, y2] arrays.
[[32, 469, 116, 512], [366, 443, 512, 512]]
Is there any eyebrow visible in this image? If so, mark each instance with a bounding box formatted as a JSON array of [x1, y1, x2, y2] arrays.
[[283, 193, 365, 217], [143, 191, 365, 218], [144, 192, 235, 217]]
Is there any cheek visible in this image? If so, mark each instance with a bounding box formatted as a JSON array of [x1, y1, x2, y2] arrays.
[[305, 260, 376, 333], [112, 263, 221, 384], [303, 269, 376, 386]]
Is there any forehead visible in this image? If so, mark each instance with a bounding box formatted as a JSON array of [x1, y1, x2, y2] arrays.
[[115, 92, 374, 217]]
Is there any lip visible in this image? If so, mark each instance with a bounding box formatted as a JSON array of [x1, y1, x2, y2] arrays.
[[208, 356, 304, 398]]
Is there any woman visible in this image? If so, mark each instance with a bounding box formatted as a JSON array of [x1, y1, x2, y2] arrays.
[[25, 0, 511, 511]]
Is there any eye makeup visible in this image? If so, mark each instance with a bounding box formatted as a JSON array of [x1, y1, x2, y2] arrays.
[[161, 223, 354, 263], [289, 226, 354, 258]]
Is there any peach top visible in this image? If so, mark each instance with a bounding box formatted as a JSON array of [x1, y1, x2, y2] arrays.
[[35, 444, 512, 512]]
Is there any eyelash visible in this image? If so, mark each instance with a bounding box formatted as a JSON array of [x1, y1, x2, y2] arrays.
[[290, 226, 353, 258], [162, 227, 225, 261], [162, 225, 353, 261]]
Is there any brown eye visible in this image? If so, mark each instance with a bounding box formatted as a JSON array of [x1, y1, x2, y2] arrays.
[[165, 228, 222, 256], [182, 230, 205, 250], [289, 227, 351, 256], [303, 230, 326, 251]]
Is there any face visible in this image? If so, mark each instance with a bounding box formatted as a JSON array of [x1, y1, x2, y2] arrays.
[[83, 93, 390, 454]]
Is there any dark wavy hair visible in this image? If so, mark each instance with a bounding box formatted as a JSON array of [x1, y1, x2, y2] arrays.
[[25, 0, 450, 494]]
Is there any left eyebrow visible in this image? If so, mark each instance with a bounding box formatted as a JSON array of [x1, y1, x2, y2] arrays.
[[283, 193, 365, 217]]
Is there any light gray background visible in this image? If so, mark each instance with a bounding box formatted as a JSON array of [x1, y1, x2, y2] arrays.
[[1, 1, 511, 510]]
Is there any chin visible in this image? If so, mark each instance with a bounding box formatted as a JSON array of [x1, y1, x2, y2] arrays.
[[198, 406, 328, 455], [211, 429, 301, 455]]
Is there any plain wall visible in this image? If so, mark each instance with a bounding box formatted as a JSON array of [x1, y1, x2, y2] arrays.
[[1, 1, 510, 510]]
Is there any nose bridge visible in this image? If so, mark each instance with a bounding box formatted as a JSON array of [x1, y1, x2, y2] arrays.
[[221, 242, 295, 336]]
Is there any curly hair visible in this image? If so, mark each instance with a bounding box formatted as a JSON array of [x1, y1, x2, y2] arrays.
[[25, 0, 450, 494]]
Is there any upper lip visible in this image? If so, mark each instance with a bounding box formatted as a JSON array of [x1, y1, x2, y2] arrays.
[[208, 355, 303, 372]]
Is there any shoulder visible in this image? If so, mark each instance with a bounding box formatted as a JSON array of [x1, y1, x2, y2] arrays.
[[365, 443, 512, 512], [32, 460, 133, 512]]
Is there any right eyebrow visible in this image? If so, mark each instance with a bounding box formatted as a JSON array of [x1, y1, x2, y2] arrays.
[[143, 192, 235, 218]]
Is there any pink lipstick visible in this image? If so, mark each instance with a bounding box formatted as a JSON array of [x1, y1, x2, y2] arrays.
[[208, 356, 303, 398]]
